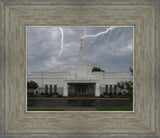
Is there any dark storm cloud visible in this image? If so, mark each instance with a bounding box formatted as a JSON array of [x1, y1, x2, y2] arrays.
[[27, 27, 133, 72]]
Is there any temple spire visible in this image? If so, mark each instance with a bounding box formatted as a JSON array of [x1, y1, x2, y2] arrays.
[[77, 39, 85, 66]]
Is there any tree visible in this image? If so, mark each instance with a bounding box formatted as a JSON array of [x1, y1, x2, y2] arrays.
[[27, 81, 38, 89], [124, 81, 133, 95], [92, 67, 105, 72], [129, 66, 133, 75], [117, 67, 133, 95], [117, 81, 133, 95], [117, 81, 125, 90]]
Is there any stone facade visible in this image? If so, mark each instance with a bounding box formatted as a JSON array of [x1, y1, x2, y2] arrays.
[[27, 41, 132, 97]]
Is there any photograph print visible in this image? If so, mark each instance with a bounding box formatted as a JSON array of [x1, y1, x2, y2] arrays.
[[27, 27, 133, 111]]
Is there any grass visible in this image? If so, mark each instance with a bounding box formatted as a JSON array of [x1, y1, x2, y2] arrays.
[[96, 107, 133, 111], [27, 109, 64, 111]]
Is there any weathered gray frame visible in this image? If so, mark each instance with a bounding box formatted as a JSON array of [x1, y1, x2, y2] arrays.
[[1, 1, 159, 137]]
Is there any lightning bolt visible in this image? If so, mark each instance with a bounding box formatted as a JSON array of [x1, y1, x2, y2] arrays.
[[82, 27, 116, 39], [58, 27, 116, 56], [59, 27, 64, 56]]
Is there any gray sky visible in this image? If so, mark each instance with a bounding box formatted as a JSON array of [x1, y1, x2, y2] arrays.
[[27, 27, 133, 72]]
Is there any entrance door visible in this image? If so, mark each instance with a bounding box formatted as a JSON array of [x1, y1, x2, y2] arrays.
[[76, 85, 87, 95], [68, 83, 95, 97]]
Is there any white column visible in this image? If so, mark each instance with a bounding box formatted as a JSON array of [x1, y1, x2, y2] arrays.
[[116, 86, 118, 94], [112, 85, 114, 94], [63, 83, 68, 97], [95, 83, 100, 97]]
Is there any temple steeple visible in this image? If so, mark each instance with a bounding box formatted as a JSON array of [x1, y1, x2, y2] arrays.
[[70, 39, 92, 76], [77, 39, 85, 66]]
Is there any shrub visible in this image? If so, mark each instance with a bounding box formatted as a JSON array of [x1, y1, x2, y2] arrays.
[[100, 94, 104, 97], [58, 94, 63, 97], [36, 91, 38, 95], [103, 92, 108, 95], [30, 92, 34, 95], [54, 92, 58, 95], [27, 81, 38, 89], [48, 93, 54, 97]]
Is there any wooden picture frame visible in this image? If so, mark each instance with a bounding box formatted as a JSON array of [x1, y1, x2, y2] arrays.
[[1, 1, 159, 137]]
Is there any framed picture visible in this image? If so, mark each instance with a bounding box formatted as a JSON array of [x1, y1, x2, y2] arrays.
[[1, 1, 159, 137], [27, 26, 134, 112]]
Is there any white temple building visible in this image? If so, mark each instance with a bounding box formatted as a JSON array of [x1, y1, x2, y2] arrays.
[[27, 39, 132, 97]]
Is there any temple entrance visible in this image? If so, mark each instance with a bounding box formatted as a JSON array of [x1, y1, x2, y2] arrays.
[[68, 83, 95, 97]]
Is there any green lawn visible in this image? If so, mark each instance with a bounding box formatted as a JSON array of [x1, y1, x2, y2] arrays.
[[28, 109, 64, 111], [96, 107, 133, 111], [112, 95, 133, 98]]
